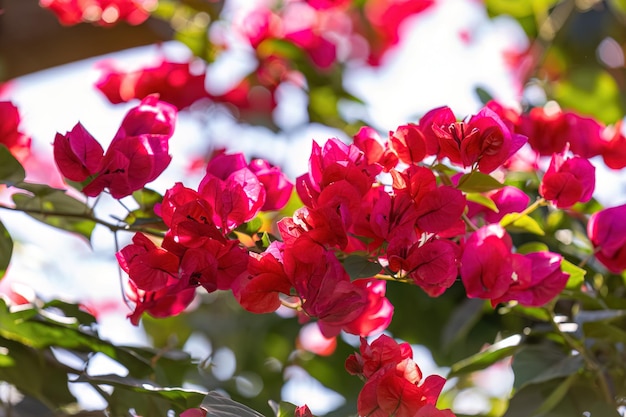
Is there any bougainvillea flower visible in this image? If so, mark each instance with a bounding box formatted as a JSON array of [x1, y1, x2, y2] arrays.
[[520, 105, 605, 158], [345, 334, 413, 379], [414, 186, 466, 233], [116, 233, 179, 292], [363, 0, 435, 65], [346, 335, 451, 417], [492, 251, 569, 307], [198, 156, 265, 231], [461, 107, 527, 173], [125, 279, 196, 326], [588, 203, 626, 273], [539, 151, 595, 208], [283, 246, 368, 336], [297, 138, 382, 208], [54, 95, 177, 198], [40, 0, 156, 26], [248, 158, 294, 211], [357, 362, 446, 417], [295, 405, 314, 417], [351, 187, 418, 249], [389, 239, 460, 297], [285, 28, 337, 69], [601, 121, 626, 170], [460, 225, 531, 301], [96, 59, 210, 110], [418, 106, 455, 157], [180, 408, 207, 417], [342, 279, 393, 336], [389, 124, 427, 165], [0, 101, 31, 161], [53, 122, 104, 182], [353, 126, 399, 171], [231, 242, 292, 314], [178, 240, 249, 293]]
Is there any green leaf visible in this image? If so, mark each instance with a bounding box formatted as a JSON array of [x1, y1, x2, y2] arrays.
[[575, 309, 626, 323], [0, 299, 154, 377], [0, 220, 13, 280], [132, 187, 163, 210], [561, 259, 586, 289], [475, 86, 494, 105], [441, 298, 486, 352], [0, 337, 76, 409], [456, 171, 504, 193], [500, 213, 545, 235], [512, 344, 568, 391], [12, 189, 96, 241], [553, 66, 625, 124], [533, 373, 578, 416], [516, 242, 549, 254], [465, 192, 499, 212], [343, 255, 382, 279], [200, 391, 266, 417], [74, 373, 207, 413], [0, 144, 25, 186], [236, 216, 263, 236], [448, 339, 520, 377], [520, 354, 583, 391], [269, 400, 297, 417]]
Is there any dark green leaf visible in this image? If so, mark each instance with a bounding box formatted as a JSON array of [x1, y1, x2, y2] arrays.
[[0, 299, 153, 377], [343, 255, 382, 279], [575, 309, 625, 323], [0, 220, 12, 280], [533, 373, 578, 416], [448, 340, 519, 377], [74, 373, 206, 410], [475, 86, 494, 105], [12, 190, 96, 241], [0, 144, 26, 186], [512, 344, 568, 390], [441, 298, 486, 352], [520, 354, 583, 391], [200, 391, 266, 417], [456, 172, 504, 193], [0, 337, 76, 409], [42, 299, 97, 328]]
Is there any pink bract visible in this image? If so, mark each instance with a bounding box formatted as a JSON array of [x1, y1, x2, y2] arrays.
[[96, 59, 210, 110], [539, 151, 595, 208], [588, 203, 626, 273], [53, 95, 177, 199]]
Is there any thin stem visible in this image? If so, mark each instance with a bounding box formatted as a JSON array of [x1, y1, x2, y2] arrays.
[[0, 203, 165, 238], [546, 307, 614, 405], [500, 197, 547, 228]]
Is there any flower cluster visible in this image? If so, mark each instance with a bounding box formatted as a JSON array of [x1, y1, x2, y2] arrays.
[[107, 100, 583, 330], [53, 95, 176, 199], [95, 59, 211, 110], [0, 101, 31, 161], [346, 335, 454, 417], [40, 0, 155, 26], [116, 151, 293, 324]]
